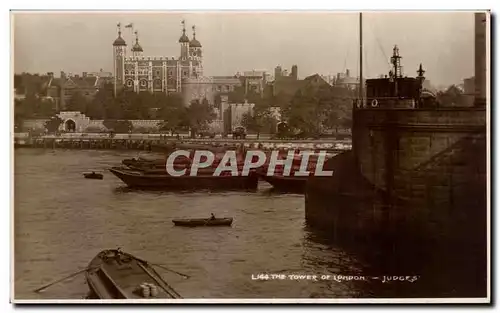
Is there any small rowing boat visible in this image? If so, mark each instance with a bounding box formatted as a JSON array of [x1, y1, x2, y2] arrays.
[[172, 217, 233, 227], [83, 172, 103, 180], [85, 249, 182, 299]]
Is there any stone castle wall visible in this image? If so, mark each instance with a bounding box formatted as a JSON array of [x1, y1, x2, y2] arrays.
[[21, 114, 163, 132], [181, 77, 216, 106]]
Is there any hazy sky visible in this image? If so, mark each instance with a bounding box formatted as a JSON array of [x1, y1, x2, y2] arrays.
[[13, 11, 475, 87]]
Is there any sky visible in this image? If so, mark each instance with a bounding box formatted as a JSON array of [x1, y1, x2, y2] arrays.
[[12, 11, 476, 87]]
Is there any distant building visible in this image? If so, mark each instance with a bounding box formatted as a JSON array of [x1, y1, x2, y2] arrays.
[[239, 70, 268, 95], [182, 76, 241, 106], [320, 75, 336, 86], [58, 70, 114, 108], [274, 65, 298, 81], [333, 69, 360, 90], [463, 76, 475, 106], [271, 72, 332, 98], [230, 101, 255, 129], [219, 95, 255, 134], [13, 70, 113, 110], [463, 77, 475, 95]]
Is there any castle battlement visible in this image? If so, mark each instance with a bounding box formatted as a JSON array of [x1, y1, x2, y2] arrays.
[[124, 56, 178, 61]]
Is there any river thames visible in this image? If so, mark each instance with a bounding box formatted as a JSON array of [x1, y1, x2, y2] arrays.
[[14, 148, 438, 300]]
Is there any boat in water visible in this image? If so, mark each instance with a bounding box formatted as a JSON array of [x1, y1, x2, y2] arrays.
[[85, 249, 182, 299], [83, 172, 103, 180], [255, 153, 324, 193], [172, 217, 233, 227], [257, 174, 308, 193], [109, 167, 259, 191]]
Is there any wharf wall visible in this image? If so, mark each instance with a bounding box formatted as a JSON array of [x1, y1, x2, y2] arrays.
[[304, 107, 487, 297]]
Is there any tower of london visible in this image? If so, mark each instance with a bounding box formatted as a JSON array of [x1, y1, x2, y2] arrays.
[[112, 20, 203, 97]]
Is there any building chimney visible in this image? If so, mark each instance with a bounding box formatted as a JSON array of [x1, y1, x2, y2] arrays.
[[274, 66, 282, 80], [346, 69, 350, 77], [60, 71, 66, 79], [82, 72, 87, 78], [291, 65, 298, 80], [474, 12, 487, 106], [47, 72, 54, 78]]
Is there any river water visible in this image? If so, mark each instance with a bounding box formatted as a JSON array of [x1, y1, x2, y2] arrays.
[[14, 148, 374, 300]]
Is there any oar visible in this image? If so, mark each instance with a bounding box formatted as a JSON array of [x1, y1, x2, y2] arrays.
[[149, 263, 190, 279], [33, 267, 92, 293], [128, 255, 190, 279]]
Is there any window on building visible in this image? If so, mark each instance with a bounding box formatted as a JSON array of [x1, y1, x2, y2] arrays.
[[168, 70, 173, 76], [127, 80, 133, 87], [125, 70, 129, 75], [183, 71, 188, 76], [140, 80, 147, 87], [156, 70, 160, 76]]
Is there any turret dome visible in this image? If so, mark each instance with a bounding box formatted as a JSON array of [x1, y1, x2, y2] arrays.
[[179, 33, 190, 43], [190, 38, 202, 48], [113, 35, 126, 46], [132, 43, 143, 52]]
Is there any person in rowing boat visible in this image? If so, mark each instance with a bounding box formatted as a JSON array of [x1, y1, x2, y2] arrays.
[[210, 213, 216, 220]]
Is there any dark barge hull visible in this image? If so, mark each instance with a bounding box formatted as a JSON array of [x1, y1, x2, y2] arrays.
[[109, 167, 259, 191], [258, 174, 308, 193]]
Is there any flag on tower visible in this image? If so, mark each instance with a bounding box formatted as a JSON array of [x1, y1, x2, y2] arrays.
[[125, 23, 133, 28]]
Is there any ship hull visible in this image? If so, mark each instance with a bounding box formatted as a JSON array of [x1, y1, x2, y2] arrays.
[[109, 167, 259, 191], [258, 174, 307, 193]]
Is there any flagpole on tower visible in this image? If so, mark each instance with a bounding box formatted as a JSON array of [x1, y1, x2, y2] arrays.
[[125, 23, 134, 52]]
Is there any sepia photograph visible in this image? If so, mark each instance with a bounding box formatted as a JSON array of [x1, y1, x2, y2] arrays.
[[11, 9, 490, 304]]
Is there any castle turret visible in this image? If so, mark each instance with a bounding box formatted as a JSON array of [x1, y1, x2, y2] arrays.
[[179, 20, 190, 60], [131, 30, 143, 57], [291, 65, 298, 80], [274, 66, 282, 80], [189, 25, 203, 77], [113, 23, 127, 96]]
